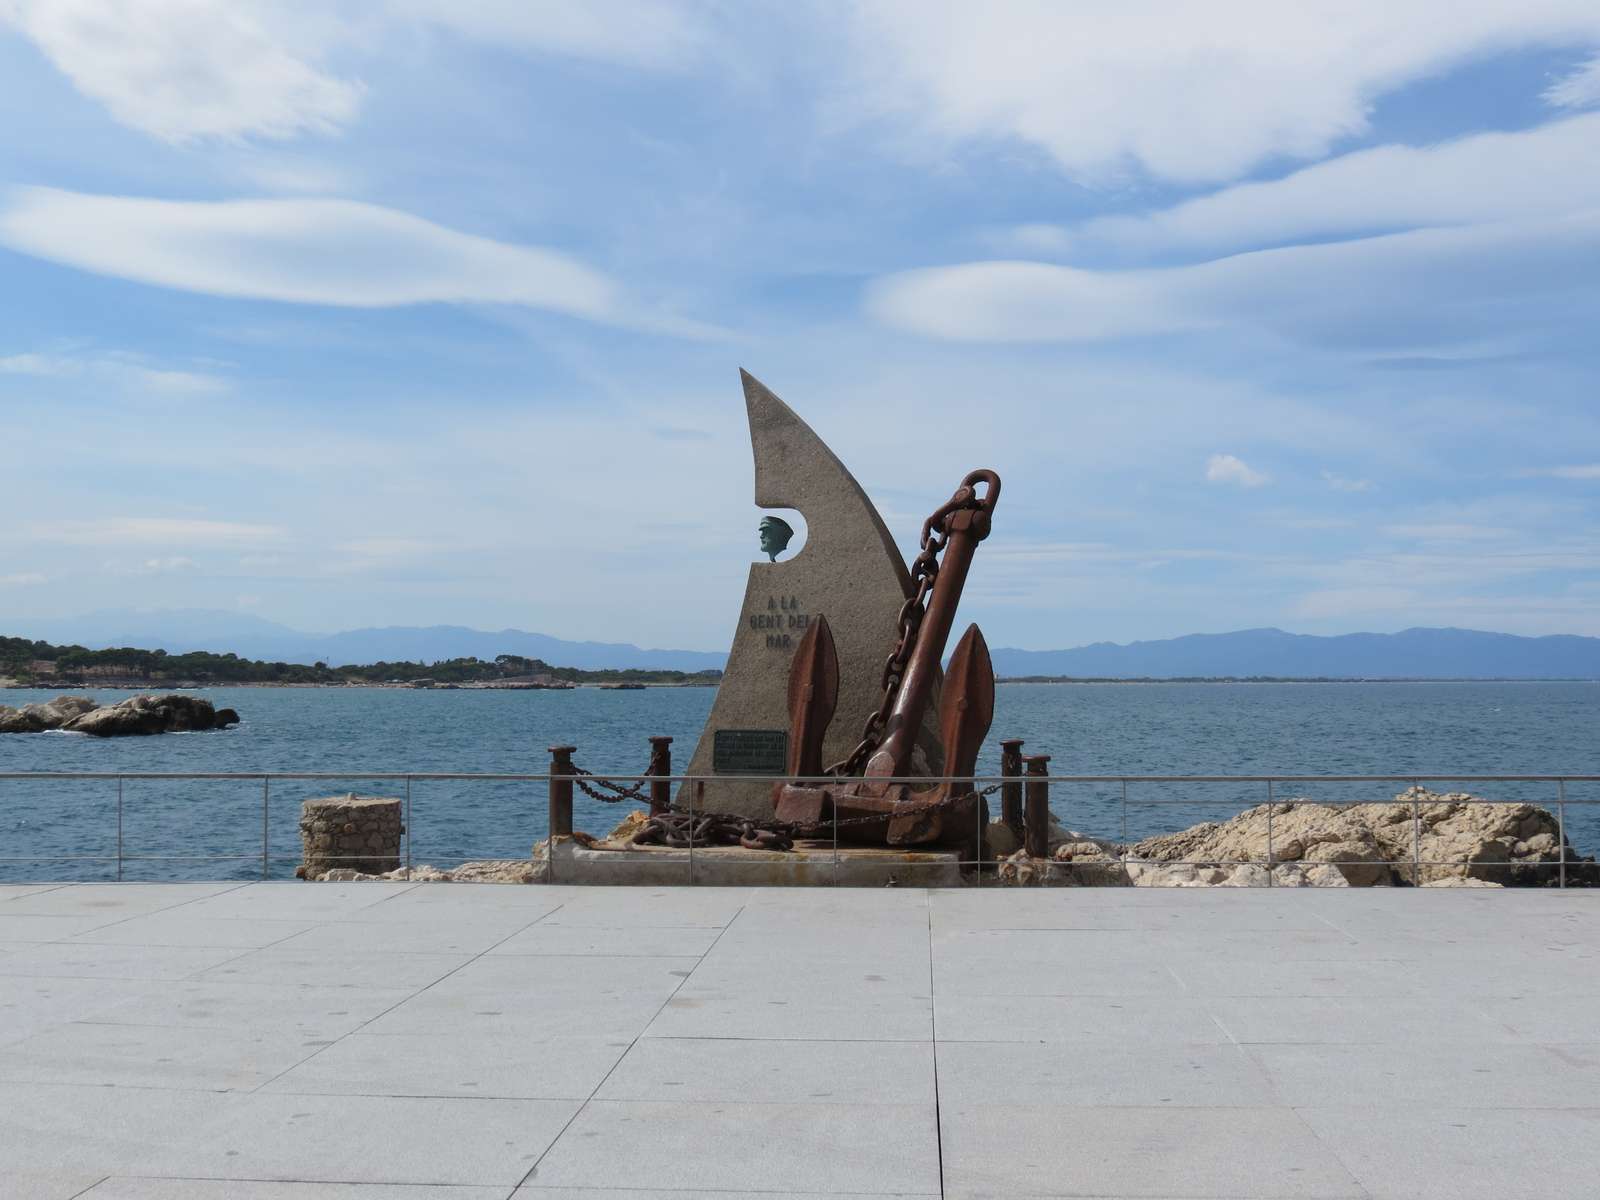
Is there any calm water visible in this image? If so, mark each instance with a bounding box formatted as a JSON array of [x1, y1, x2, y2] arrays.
[[3, 682, 1598, 880]]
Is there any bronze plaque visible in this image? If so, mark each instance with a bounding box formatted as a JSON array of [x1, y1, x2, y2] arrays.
[[713, 728, 789, 776]]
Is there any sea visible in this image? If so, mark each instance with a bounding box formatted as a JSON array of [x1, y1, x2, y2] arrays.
[[2, 681, 1598, 881]]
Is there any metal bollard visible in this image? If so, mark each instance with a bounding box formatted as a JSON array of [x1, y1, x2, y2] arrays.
[[1000, 738, 1025, 840], [648, 736, 673, 817], [1024, 754, 1051, 859], [548, 745, 576, 839]]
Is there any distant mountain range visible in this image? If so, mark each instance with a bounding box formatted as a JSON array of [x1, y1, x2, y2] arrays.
[[10, 611, 1599, 679], [987, 627, 1600, 679], [10, 610, 726, 673]]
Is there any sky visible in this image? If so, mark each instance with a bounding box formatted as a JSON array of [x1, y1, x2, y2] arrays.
[[2, 1, 1599, 652]]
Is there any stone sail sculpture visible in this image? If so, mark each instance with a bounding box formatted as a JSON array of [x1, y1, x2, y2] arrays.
[[680, 370, 942, 818]]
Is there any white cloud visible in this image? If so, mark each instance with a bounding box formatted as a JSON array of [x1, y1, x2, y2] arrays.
[[1547, 52, 1600, 107], [868, 212, 1600, 346], [1022, 112, 1600, 260], [392, 0, 705, 69], [0, 349, 230, 395], [0, 187, 622, 320], [0, 0, 363, 142], [1523, 463, 1600, 479], [0, 572, 47, 586], [0, 1, 708, 143], [1206, 454, 1268, 488], [40, 518, 284, 546], [1383, 523, 1513, 541], [850, 1, 1600, 184], [1322, 470, 1375, 493]]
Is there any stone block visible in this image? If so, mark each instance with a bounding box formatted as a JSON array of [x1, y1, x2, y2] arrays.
[[297, 794, 403, 878]]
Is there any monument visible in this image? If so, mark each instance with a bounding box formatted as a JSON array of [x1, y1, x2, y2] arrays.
[[677, 371, 945, 818]]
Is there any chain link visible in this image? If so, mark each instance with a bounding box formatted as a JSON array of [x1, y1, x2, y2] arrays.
[[571, 764, 652, 804], [837, 480, 989, 775]]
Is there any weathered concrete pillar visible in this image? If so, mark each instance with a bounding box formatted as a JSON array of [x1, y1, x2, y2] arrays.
[[298, 794, 403, 878]]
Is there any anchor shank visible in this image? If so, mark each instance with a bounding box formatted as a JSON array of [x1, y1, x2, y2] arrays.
[[867, 508, 988, 779]]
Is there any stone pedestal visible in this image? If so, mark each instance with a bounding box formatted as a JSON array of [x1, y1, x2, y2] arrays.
[[299, 794, 403, 878]]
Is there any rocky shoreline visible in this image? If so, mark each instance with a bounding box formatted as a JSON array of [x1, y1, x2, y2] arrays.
[[995, 787, 1596, 887], [305, 787, 1595, 887], [0, 693, 239, 736]]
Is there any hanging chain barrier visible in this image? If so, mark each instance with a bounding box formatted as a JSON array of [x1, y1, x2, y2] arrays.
[[837, 478, 992, 776], [571, 765, 652, 805], [567, 753, 998, 853]]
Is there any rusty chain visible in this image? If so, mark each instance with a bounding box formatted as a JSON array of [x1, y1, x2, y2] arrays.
[[837, 477, 992, 776], [571, 764, 651, 804]]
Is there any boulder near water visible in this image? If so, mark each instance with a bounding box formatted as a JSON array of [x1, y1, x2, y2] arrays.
[[0, 694, 97, 732], [61, 693, 239, 737], [0, 693, 241, 736]]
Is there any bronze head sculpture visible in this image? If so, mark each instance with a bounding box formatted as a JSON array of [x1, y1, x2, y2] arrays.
[[758, 515, 794, 562]]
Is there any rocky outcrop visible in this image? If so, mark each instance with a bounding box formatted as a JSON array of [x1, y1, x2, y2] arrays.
[[993, 788, 1595, 887], [0, 695, 97, 732], [1130, 788, 1592, 886], [0, 693, 239, 736]]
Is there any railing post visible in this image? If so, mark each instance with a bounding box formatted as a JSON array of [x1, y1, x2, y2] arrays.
[[1410, 780, 1421, 887], [261, 777, 270, 881], [648, 736, 672, 817], [115, 777, 124, 882], [1266, 779, 1274, 888], [1000, 738, 1025, 840], [1024, 754, 1051, 859], [548, 746, 575, 839], [1558, 779, 1567, 890], [404, 776, 413, 879]]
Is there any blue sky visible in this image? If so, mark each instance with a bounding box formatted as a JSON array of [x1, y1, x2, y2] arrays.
[[2, 1, 1599, 652]]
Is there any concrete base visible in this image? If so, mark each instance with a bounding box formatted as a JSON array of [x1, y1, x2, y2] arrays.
[[548, 839, 964, 887]]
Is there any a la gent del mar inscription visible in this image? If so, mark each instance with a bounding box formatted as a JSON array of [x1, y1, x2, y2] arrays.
[[748, 594, 811, 652]]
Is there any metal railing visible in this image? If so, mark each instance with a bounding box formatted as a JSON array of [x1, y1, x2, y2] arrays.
[[3, 761, 1599, 886]]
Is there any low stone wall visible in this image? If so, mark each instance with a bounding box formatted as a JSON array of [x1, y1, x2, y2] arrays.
[[297, 794, 403, 878]]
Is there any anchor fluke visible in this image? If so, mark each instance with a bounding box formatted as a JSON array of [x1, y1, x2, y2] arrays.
[[784, 614, 839, 779]]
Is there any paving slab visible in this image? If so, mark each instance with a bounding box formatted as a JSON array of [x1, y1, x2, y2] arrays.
[[87, 978, 421, 1036], [0, 1020, 329, 1091], [3, 882, 1598, 1199], [937, 1040, 1274, 1108], [597, 1036, 935, 1104], [527, 1099, 941, 1194], [262, 1030, 632, 1099], [934, 992, 1231, 1045], [131, 1093, 582, 1187], [646, 980, 934, 1041], [487, 923, 722, 957], [0, 975, 152, 1046], [177, 882, 421, 920], [81, 1182, 505, 1199], [0, 1081, 226, 1174], [1296, 1105, 1600, 1200], [1204, 994, 1524, 1045], [940, 1102, 1367, 1199], [0, 882, 244, 917], [0, 941, 247, 980], [271, 915, 539, 956], [192, 947, 472, 989], [0, 1169, 107, 1199], [1252, 1039, 1600, 1109], [64, 915, 316, 949]]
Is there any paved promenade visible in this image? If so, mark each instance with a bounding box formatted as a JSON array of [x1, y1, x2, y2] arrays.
[[1, 881, 1597, 1199]]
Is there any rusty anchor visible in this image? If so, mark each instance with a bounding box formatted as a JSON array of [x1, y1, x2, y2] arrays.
[[771, 469, 1000, 854]]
